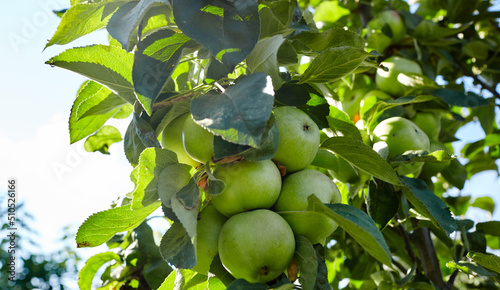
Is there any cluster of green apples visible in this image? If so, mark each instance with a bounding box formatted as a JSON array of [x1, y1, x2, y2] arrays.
[[161, 106, 341, 284]]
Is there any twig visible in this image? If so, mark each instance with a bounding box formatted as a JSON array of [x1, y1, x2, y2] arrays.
[[152, 93, 197, 111]]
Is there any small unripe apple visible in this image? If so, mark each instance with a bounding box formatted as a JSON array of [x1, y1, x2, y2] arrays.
[[218, 209, 295, 283], [182, 115, 214, 163], [411, 112, 441, 141], [419, 141, 451, 179], [274, 169, 341, 245], [372, 117, 430, 176], [211, 159, 282, 217], [192, 203, 227, 275], [376, 56, 423, 96], [273, 106, 320, 173], [161, 113, 201, 167]]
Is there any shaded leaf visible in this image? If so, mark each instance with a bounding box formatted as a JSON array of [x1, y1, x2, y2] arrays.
[[292, 27, 365, 52], [367, 180, 399, 230], [247, 35, 285, 89], [157, 163, 192, 207], [124, 113, 162, 166], [172, 178, 201, 238], [469, 252, 500, 275], [433, 88, 489, 107], [294, 236, 318, 290], [159, 222, 196, 269], [191, 73, 275, 147], [400, 176, 457, 235]]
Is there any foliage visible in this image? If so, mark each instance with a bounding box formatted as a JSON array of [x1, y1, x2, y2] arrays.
[[45, 0, 500, 289]]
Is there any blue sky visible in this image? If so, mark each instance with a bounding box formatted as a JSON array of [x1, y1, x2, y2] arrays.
[[0, 0, 499, 288]]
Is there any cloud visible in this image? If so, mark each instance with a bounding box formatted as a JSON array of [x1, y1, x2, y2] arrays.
[[0, 113, 134, 254]]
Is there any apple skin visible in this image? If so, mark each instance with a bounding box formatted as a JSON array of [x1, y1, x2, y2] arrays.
[[161, 114, 201, 167], [368, 10, 406, 44], [419, 141, 451, 179], [273, 169, 341, 245], [375, 56, 423, 96], [211, 159, 282, 217], [372, 117, 430, 176], [411, 112, 441, 141], [192, 203, 227, 275], [218, 209, 295, 284], [182, 115, 214, 163], [272, 106, 320, 173]]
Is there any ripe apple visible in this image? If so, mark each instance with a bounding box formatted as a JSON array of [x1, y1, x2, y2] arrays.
[[182, 115, 214, 163], [273, 169, 342, 245], [411, 112, 441, 141], [375, 56, 423, 96], [272, 106, 320, 173], [161, 113, 201, 167], [192, 203, 227, 275], [419, 141, 451, 179], [218, 209, 295, 284], [372, 116, 430, 176], [210, 159, 282, 217]]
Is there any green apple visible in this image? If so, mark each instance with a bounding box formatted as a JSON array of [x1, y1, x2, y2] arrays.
[[192, 203, 227, 275], [375, 56, 423, 96], [161, 113, 201, 167], [419, 141, 451, 179], [368, 10, 406, 44], [341, 88, 370, 120], [274, 169, 342, 245], [273, 106, 320, 173], [218, 209, 295, 283], [411, 112, 441, 141], [359, 90, 392, 120], [182, 115, 214, 163], [211, 159, 282, 217], [372, 117, 430, 176]]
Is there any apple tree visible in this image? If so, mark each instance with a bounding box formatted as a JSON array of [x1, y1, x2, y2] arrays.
[[45, 0, 500, 289]]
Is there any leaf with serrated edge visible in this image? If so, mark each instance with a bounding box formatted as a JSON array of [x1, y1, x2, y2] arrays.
[[69, 81, 123, 143], [84, 125, 122, 154], [321, 137, 400, 185], [130, 148, 178, 209], [157, 163, 192, 207], [159, 222, 196, 269], [306, 195, 393, 267], [300, 47, 374, 84], [190, 73, 274, 147], [469, 252, 500, 274], [46, 44, 136, 104], [400, 176, 457, 235], [78, 252, 122, 290], [46, 1, 128, 48], [124, 113, 162, 166], [76, 201, 160, 248], [172, 178, 201, 238], [107, 0, 170, 51]]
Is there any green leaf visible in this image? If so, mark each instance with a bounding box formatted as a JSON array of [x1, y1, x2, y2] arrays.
[[45, 1, 128, 48], [476, 221, 500, 236], [321, 137, 400, 185], [292, 27, 366, 52], [274, 82, 311, 106], [190, 73, 275, 148], [471, 197, 496, 215], [326, 115, 362, 141], [209, 255, 236, 286], [446, 260, 498, 277], [307, 195, 393, 267], [75, 201, 160, 247], [247, 35, 285, 89], [171, 178, 201, 238], [159, 222, 196, 269], [400, 176, 457, 235], [133, 29, 198, 115], [469, 252, 500, 275], [172, 0, 260, 73], [366, 180, 399, 230], [414, 21, 472, 40], [130, 148, 178, 209], [47, 44, 136, 104], [433, 89, 489, 107], [84, 125, 122, 154], [78, 252, 122, 290], [69, 81, 125, 143], [441, 159, 467, 190], [299, 47, 375, 84], [157, 163, 192, 207], [124, 113, 162, 166], [227, 279, 269, 290], [294, 236, 318, 290], [107, 0, 170, 51]]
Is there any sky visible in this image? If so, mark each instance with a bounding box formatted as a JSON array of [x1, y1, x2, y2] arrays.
[[0, 0, 499, 289]]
